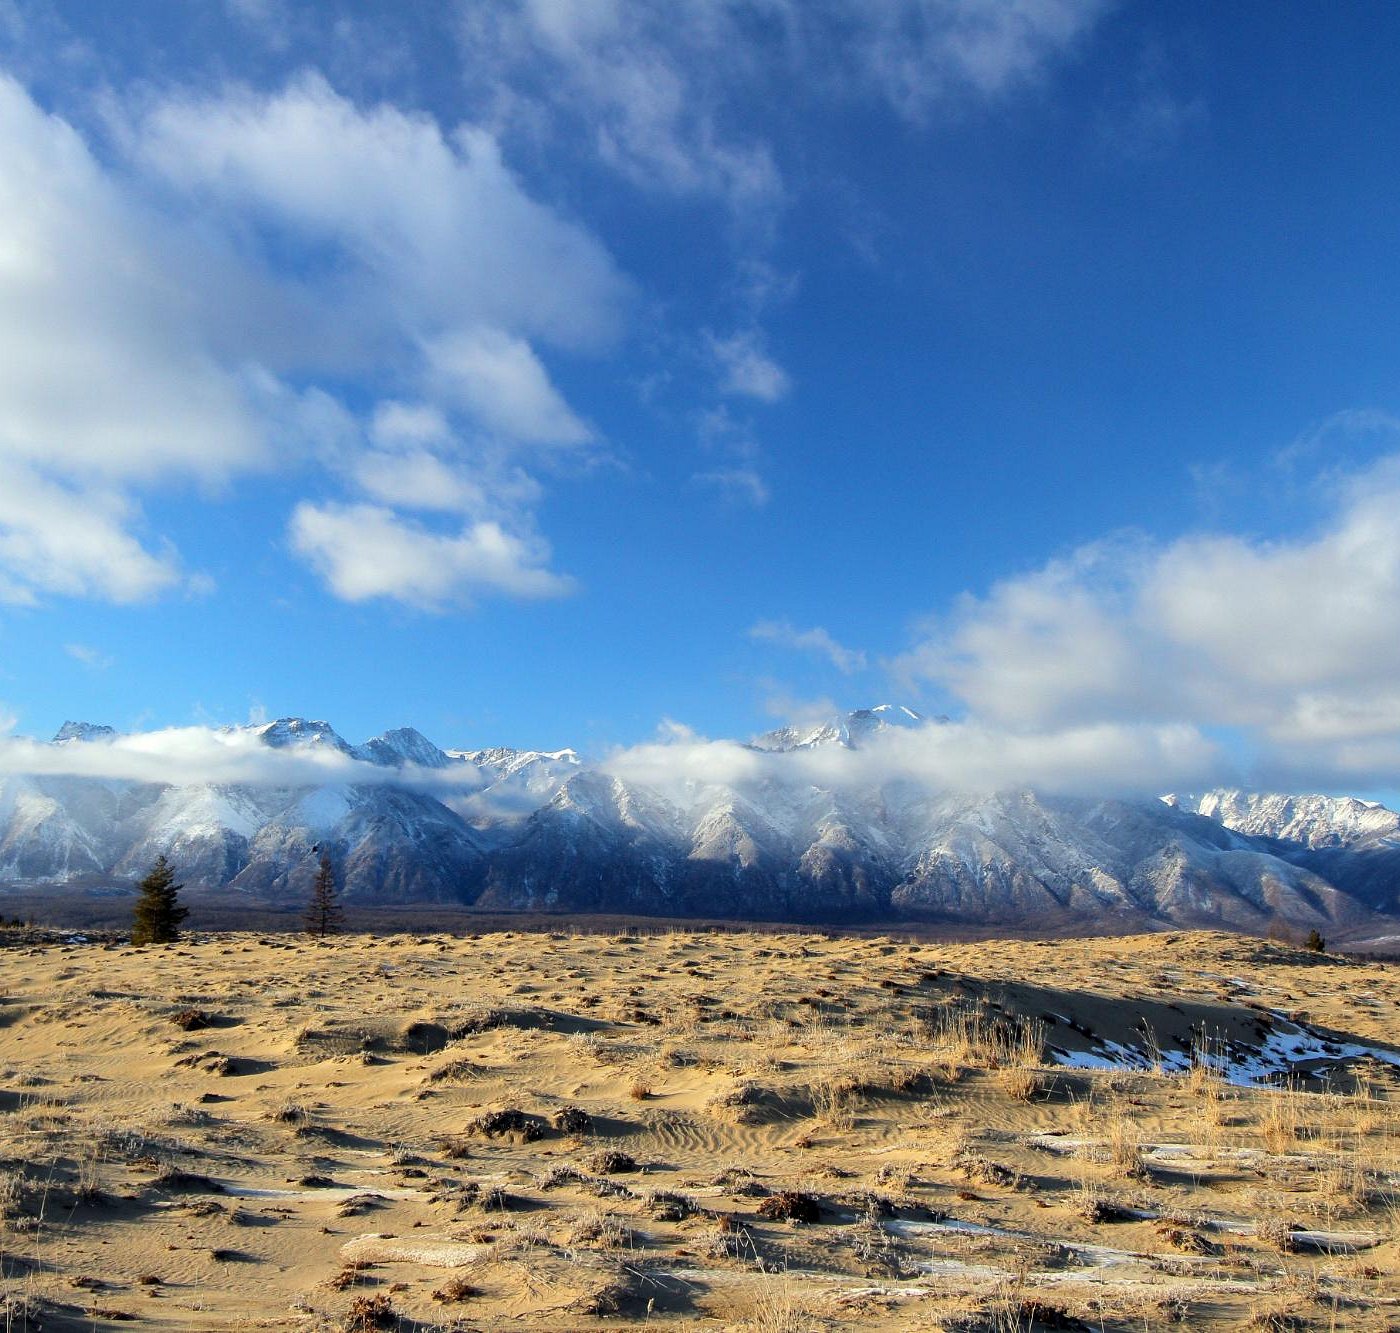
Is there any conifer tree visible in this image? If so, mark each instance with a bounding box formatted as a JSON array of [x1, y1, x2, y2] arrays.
[[305, 853, 344, 938], [1304, 928, 1326, 953], [131, 854, 188, 945]]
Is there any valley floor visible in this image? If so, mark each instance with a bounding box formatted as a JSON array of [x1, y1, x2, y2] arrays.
[[1, 928, 1397, 1330]]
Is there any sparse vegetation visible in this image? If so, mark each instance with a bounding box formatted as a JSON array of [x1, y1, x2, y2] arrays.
[[0, 926, 1395, 1329]]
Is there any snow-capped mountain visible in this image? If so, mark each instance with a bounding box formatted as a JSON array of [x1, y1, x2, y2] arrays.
[[1165, 789, 1400, 850], [2, 711, 1398, 934], [1163, 788, 1400, 918], [52, 721, 117, 744], [750, 703, 931, 752], [355, 727, 454, 770], [246, 717, 352, 752]]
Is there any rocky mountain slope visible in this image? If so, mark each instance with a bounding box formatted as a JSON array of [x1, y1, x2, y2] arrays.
[[1, 711, 1397, 931]]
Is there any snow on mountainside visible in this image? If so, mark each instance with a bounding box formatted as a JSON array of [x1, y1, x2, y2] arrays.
[[447, 746, 582, 837], [751, 703, 931, 752], [354, 727, 453, 769], [1, 711, 1398, 933], [1167, 788, 1400, 920], [1166, 789, 1400, 850], [52, 722, 117, 744], [247, 718, 352, 752]]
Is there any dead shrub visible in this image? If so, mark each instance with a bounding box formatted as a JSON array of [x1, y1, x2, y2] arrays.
[[270, 1100, 311, 1126], [756, 1190, 821, 1223], [552, 1105, 593, 1135], [431, 1276, 481, 1302], [427, 1059, 478, 1084], [569, 1209, 635, 1249], [467, 1108, 545, 1141], [170, 1008, 213, 1031], [589, 1149, 637, 1174], [645, 1189, 698, 1221], [1255, 1215, 1297, 1253], [342, 1293, 397, 1331]]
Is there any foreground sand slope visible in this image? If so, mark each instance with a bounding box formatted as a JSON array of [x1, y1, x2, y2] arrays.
[[1, 928, 1397, 1331]]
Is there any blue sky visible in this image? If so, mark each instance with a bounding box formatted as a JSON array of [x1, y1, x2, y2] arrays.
[[2, 1, 1400, 796]]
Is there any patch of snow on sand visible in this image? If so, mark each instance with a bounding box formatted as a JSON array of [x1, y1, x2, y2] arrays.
[[1048, 1017, 1399, 1088]]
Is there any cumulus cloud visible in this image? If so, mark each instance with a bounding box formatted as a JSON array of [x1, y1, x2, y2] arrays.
[[0, 79, 266, 484], [289, 502, 573, 609], [0, 76, 265, 603], [893, 456, 1400, 789], [0, 461, 183, 605], [423, 329, 593, 445], [0, 69, 627, 610], [750, 620, 867, 674], [133, 74, 627, 355]]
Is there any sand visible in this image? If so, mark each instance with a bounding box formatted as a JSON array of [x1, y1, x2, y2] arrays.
[[1, 926, 1397, 1331]]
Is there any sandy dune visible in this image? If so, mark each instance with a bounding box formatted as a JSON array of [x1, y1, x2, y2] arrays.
[[1, 927, 1397, 1330]]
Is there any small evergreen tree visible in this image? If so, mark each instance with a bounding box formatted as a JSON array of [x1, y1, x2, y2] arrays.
[[1304, 928, 1326, 953], [305, 853, 344, 938], [131, 854, 188, 945]]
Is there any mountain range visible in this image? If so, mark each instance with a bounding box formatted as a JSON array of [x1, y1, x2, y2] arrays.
[[3, 707, 1398, 938]]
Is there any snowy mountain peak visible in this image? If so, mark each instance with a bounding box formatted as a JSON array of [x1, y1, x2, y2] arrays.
[[52, 721, 117, 744], [355, 727, 451, 769], [7, 710, 1400, 931], [866, 703, 924, 725], [751, 703, 928, 753], [248, 718, 351, 753], [451, 746, 581, 776], [1165, 789, 1400, 850]]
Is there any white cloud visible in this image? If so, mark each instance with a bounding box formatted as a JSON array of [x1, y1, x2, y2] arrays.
[[289, 502, 573, 609], [0, 459, 183, 604], [845, 0, 1111, 120], [133, 73, 627, 355], [0, 725, 437, 789], [750, 620, 867, 674], [351, 449, 496, 516], [461, 1, 783, 219], [693, 467, 770, 508], [423, 328, 592, 444], [0, 77, 268, 485], [460, 1, 1109, 216], [759, 689, 843, 726], [893, 456, 1400, 788], [370, 402, 452, 450], [0, 704, 1219, 806], [0, 75, 271, 604], [603, 715, 1222, 803], [224, 0, 292, 51], [0, 70, 630, 610], [709, 329, 790, 403], [130, 76, 623, 606]]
